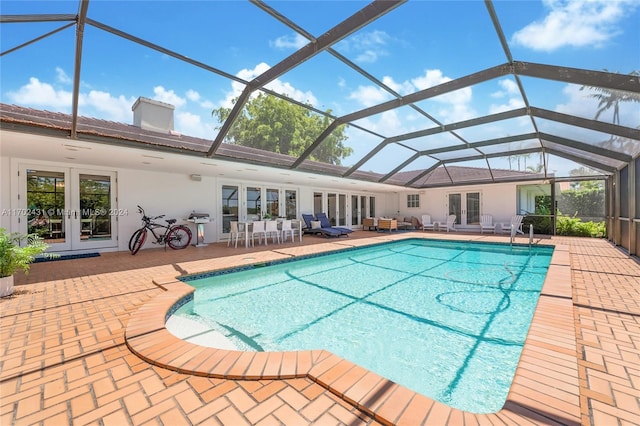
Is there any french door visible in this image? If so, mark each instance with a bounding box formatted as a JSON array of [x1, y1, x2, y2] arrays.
[[327, 192, 347, 226], [220, 184, 297, 235], [351, 195, 370, 227], [447, 191, 481, 227], [19, 165, 118, 251]]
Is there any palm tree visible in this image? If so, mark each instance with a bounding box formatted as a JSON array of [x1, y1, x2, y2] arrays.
[[581, 70, 640, 124], [580, 70, 640, 152]]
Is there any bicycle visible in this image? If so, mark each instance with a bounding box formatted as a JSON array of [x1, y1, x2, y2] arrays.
[[129, 205, 192, 255]]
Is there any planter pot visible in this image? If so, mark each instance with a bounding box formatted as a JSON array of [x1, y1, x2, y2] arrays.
[[0, 275, 15, 297]]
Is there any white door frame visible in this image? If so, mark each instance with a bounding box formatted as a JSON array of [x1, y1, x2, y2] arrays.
[[15, 162, 118, 252]]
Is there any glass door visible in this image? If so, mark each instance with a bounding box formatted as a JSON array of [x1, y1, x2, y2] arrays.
[[265, 188, 280, 219], [327, 193, 347, 226], [466, 192, 480, 225], [284, 189, 298, 220], [221, 185, 239, 234], [25, 167, 70, 251], [351, 195, 369, 227], [245, 186, 262, 221], [21, 166, 118, 251], [244, 186, 280, 220], [71, 170, 118, 250], [221, 184, 294, 238], [351, 195, 359, 226], [447, 191, 481, 227]]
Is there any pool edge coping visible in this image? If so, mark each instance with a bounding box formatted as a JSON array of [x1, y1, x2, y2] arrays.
[[125, 234, 580, 425]]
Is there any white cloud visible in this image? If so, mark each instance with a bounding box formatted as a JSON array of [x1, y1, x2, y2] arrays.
[[555, 84, 607, 121], [271, 33, 308, 50], [176, 111, 215, 139], [488, 79, 525, 114], [337, 30, 391, 64], [56, 67, 72, 85], [185, 89, 214, 109], [186, 89, 200, 102], [381, 76, 414, 96], [348, 85, 391, 107], [153, 86, 186, 108], [491, 79, 519, 98], [219, 63, 318, 110], [6, 77, 72, 108], [80, 90, 135, 122], [346, 68, 475, 123], [412, 69, 473, 107], [488, 97, 526, 115], [511, 0, 636, 51]]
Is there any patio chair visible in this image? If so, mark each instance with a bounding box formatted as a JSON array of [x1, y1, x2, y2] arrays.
[[280, 219, 294, 242], [421, 214, 434, 231], [264, 220, 280, 245], [499, 215, 524, 235], [291, 219, 303, 242], [251, 220, 266, 246], [441, 215, 456, 232], [480, 214, 496, 234], [227, 221, 246, 248]]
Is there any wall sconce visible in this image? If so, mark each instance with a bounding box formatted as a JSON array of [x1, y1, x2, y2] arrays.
[[190, 174, 202, 181]]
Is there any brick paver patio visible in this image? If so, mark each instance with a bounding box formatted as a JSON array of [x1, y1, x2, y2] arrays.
[[1, 231, 638, 425]]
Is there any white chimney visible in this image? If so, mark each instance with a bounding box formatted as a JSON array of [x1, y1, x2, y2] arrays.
[[132, 97, 175, 133]]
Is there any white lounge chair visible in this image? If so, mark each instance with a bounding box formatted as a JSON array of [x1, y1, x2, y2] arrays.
[[441, 215, 456, 232], [421, 214, 435, 231], [480, 214, 496, 234], [499, 215, 524, 235]]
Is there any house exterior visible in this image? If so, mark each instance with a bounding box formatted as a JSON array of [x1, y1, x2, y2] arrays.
[[0, 100, 552, 254]]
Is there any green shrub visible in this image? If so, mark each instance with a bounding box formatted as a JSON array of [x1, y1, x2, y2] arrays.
[[555, 215, 606, 238]]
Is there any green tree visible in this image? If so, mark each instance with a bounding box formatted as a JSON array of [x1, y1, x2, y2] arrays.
[[212, 93, 353, 165]]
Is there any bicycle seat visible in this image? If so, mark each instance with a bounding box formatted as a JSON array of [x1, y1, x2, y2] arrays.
[[166, 219, 177, 225]]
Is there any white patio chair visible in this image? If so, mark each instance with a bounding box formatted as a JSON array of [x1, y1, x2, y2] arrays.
[[480, 214, 496, 234], [499, 215, 524, 235], [227, 221, 241, 248], [281, 219, 295, 242], [291, 219, 303, 242], [265, 220, 280, 245], [421, 214, 434, 231], [441, 215, 456, 232], [251, 221, 266, 246]]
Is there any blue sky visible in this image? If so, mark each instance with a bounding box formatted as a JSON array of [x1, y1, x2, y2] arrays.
[[1, 0, 639, 176]]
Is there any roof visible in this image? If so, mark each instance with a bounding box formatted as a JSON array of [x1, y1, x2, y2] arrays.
[[1, 102, 543, 188], [1, 1, 638, 189]]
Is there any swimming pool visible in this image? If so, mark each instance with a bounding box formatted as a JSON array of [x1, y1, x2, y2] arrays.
[[171, 239, 554, 413]]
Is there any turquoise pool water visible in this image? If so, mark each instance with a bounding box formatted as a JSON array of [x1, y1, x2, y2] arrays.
[[173, 239, 554, 413]]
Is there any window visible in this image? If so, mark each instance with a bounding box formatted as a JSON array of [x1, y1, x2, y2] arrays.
[[407, 194, 420, 208]]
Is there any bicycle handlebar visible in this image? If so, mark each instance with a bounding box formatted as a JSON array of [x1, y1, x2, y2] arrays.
[[138, 206, 168, 224]]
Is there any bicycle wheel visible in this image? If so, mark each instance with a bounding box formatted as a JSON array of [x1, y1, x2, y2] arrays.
[[129, 228, 147, 255], [166, 225, 191, 250]]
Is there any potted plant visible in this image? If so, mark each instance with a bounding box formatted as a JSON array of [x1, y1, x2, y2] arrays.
[[0, 228, 51, 297]]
